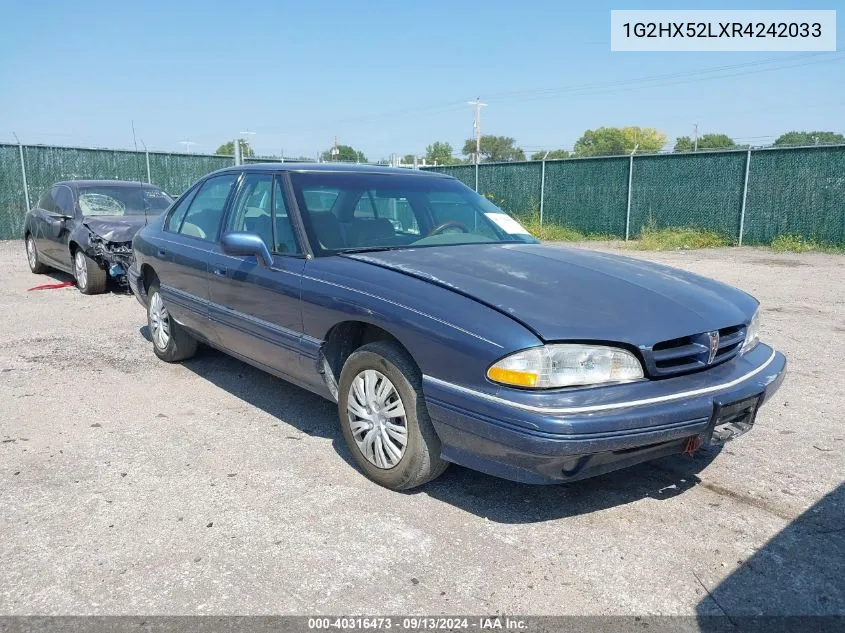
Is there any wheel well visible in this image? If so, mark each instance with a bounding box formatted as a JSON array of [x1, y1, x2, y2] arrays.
[[322, 321, 415, 382], [140, 264, 158, 293], [68, 241, 80, 257]]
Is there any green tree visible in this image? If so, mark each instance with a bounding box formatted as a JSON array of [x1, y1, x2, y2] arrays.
[[573, 127, 666, 157], [320, 144, 367, 163], [573, 127, 628, 156], [402, 154, 417, 165], [774, 131, 845, 147], [674, 133, 737, 152], [215, 140, 254, 157], [621, 127, 666, 153], [462, 135, 526, 163], [530, 149, 569, 160], [425, 141, 458, 165]]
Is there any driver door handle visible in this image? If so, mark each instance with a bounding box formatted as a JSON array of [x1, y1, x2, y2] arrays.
[[213, 267, 227, 277]]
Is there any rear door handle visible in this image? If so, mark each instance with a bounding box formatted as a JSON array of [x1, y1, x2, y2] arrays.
[[213, 267, 227, 277], [157, 248, 166, 257]]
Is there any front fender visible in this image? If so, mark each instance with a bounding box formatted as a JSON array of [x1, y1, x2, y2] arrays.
[[300, 256, 541, 391]]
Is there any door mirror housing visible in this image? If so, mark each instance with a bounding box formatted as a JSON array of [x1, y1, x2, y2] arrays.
[[221, 232, 273, 267]]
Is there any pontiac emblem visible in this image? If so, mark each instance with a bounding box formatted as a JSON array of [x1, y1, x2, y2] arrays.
[[707, 331, 720, 364]]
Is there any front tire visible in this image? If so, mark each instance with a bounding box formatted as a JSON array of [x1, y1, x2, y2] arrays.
[[337, 341, 448, 490], [73, 249, 107, 295], [25, 235, 48, 274], [147, 283, 197, 362]]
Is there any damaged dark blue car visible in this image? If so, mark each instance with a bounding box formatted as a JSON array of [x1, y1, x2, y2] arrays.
[[24, 180, 172, 293], [129, 164, 786, 490]]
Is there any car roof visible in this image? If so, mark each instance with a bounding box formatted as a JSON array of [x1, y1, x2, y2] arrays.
[[55, 180, 163, 190], [212, 162, 456, 178]]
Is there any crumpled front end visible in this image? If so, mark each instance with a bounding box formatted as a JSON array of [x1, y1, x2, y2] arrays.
[[88, 235, 134, 285]]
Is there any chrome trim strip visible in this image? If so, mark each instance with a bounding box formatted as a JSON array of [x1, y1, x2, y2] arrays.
[[161, 283, 322, 347], [424, 350, 777, 415], [300, 275, 503, 349]]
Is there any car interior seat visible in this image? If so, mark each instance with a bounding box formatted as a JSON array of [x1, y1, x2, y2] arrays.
[[346, 217, 396, 246], [309, 212, 345, 250]]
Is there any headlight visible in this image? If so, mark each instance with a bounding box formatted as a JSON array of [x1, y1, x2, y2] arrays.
[[741, 308, 761, 354], [487, 344, 644, 389]]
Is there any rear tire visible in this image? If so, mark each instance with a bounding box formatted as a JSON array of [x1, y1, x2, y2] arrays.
[[73, 249, 107, 295], [337, 341, 448, 490], [25, 235, 48, 274], [147, 283, 197, 362]]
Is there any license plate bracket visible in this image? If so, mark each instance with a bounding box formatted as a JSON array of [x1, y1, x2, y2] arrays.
[[704, 394, 762, 446]]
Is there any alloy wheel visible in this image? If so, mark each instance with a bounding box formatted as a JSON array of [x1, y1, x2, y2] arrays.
[[26, 238, 37, 270], [149, 291, 171, 351], [74, 251, 87, 290]]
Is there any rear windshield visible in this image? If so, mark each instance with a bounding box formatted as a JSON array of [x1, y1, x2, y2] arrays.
[[78, 186, 173, 217]]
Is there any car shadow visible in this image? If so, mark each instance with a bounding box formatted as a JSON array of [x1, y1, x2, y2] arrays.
[[176, 344, 342, 442], [695, 482, 844, 623], [417, 450, 720, 523], [166, 341, 722, 523]]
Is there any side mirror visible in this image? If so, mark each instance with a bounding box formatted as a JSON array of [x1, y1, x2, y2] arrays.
[[220, 232, 273, 267]]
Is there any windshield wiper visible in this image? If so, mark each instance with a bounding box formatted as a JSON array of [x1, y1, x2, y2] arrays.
[[337, 246, 401, 254]]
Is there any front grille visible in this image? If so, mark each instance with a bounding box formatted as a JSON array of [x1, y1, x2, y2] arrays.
[[645, 324, 746, 378]]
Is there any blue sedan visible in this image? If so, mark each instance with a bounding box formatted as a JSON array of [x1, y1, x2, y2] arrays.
[[129, 163, 786, 490]]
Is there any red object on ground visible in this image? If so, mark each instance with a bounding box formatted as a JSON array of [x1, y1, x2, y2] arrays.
[[27, 281, 75, 291]]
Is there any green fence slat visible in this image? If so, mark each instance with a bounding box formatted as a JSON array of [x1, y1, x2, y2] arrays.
[[477, 162, 543, 217], [0, 145, 27, 239], [743, 146, 845, 246], [629, 151, 747, 240], [147, 153, 233, 196], [543, 157, 629, 237], [425, 165, 476, 189], [2, 143, 844, 244]]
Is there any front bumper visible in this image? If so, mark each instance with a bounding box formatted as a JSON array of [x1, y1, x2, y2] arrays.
[[423, 344, 786, 484]]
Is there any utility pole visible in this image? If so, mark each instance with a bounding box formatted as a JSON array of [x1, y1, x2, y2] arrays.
[[240, 130, 256, 160], [467, 97, 488, 164], [693, 123, 699, 152], [468, 97, 487, 192], [179, 140, 196, 154], [331, 136, 339, 161]]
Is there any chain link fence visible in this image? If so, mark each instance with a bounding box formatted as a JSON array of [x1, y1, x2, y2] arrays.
[[0, 143, 239, 238], [427, 144, 845, 246], [2, 142, 844, 245]]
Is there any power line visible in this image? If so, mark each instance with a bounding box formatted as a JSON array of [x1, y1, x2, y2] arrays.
[[483, 53, 824, 101], [155, 53, 845, 144]]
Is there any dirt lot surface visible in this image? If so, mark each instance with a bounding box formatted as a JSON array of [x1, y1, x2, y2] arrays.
[[0, 239, 842, 617]]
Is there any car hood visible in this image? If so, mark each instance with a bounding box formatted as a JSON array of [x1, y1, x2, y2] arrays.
[[344, 244, 758, 347], [82, 216, 148, 242]]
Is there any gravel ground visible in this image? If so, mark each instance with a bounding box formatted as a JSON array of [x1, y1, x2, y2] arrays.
[[0, 239, 842, 617]]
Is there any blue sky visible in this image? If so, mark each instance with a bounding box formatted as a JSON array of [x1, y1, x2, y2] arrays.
[[0, 0, 842, 159]]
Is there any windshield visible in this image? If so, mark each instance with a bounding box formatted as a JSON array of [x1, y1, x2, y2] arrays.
[[78, 186, 173, 217], [289, 172, 537, 254]]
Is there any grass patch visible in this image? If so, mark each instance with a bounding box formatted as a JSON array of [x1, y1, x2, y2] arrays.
[[770, 234, 844, 254], [517, 214, 613, 242], [628, 226, 730, 251]]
